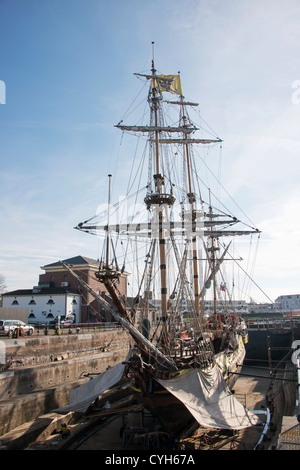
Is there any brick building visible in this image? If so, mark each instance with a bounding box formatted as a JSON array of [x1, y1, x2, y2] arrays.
[[39, 255, 128, 322], [2, 255, 128, 324]]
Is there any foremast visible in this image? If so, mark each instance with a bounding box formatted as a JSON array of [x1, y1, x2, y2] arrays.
[[147, 58, 173, 345]]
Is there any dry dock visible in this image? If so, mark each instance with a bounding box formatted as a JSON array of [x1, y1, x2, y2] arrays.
[[0, 325, 130, 446], [0, 327, 298, 450]]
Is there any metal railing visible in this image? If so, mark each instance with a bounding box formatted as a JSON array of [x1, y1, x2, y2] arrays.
[[245, 317, 300, 330], [33, 322, 121, 335]]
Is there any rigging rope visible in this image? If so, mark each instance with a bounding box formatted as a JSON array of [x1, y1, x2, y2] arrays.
[[227, 248, 283, 311], [192, 144, 258, 230]]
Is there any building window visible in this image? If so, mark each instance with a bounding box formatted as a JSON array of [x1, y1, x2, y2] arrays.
[[28, 313, 36, 319], [12, 299, 19, 305], [72, 299, 77, 305], [29, 299, 36, 305], [47, 299, 55, 305]]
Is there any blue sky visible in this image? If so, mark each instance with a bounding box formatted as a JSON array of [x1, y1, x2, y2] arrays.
[[1, 0, 300, 303]]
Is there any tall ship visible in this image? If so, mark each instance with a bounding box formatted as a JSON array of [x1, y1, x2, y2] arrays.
[[67, 49, 261, 435]]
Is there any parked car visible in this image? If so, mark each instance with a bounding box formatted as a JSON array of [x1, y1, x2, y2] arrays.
[[0, 320, 34, 337], [48, 315, 75, 326]]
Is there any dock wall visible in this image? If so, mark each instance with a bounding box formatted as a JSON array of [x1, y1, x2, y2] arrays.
[[0, 328, 130, 436]]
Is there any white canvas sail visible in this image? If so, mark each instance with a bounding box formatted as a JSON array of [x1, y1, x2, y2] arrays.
[[55, 360, 126, 413], [158, 365, 260, 430]]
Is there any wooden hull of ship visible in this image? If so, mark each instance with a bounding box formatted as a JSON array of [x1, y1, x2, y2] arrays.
[[131, 337, 246, 436]]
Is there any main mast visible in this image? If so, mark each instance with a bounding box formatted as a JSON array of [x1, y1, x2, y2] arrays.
[[147, 56, 172, 345]]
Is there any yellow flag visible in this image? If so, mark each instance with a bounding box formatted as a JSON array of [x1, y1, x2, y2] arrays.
[[154, 74, 182, 96]]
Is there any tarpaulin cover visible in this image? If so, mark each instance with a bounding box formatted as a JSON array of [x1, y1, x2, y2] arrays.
[[54, 361, 126, 413], [158, 365, 260, 430]]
